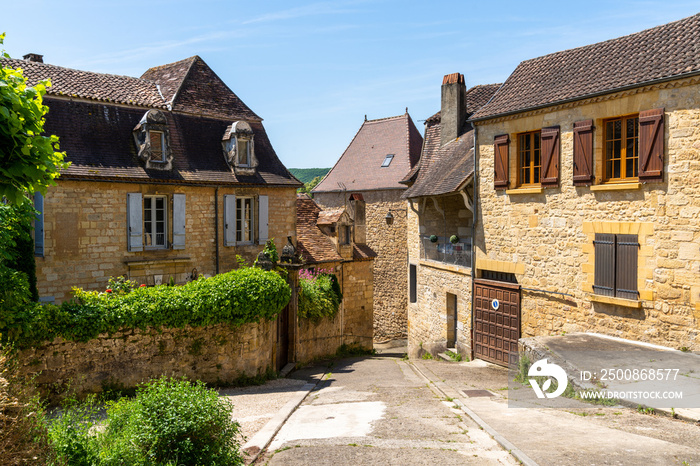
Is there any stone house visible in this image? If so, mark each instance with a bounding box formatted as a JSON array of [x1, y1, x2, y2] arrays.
[[401, 75, 500, 358], [470, 13, 700, 363], [295, 194, 376, 360], [312, 112, 423, 342], [2, 54, 300, 304]]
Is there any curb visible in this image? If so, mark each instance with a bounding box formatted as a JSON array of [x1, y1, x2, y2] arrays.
[[409, 360, 540, 466], [242, 374, 326, 464]]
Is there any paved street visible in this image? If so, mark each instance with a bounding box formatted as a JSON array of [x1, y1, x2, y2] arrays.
[[243, 349, 700, 465]]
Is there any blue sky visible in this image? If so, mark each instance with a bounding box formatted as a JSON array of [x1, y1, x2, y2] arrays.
[[3, 1, 699, 168]]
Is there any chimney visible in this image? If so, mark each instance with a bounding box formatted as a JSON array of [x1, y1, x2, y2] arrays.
[[440, 73, 466, 146], [23, 53, 43, 63]]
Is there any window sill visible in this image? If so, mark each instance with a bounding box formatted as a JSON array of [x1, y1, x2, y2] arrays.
[[590, 293, 642, 308], [505, 186, 543, 195], [590, 182, 641, 192], [418, 259, 472, 276], [124, 256, 191, 266]]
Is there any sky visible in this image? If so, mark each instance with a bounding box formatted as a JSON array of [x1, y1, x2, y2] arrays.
[[3, 1, 699, 169]]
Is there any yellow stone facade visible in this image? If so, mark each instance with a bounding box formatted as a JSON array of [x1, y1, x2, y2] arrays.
[[475, 77, 700, 350], [37, 180, 297, 303]]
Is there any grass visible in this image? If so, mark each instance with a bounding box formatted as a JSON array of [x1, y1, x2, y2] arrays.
[[445, 350, 463, 362], [421, 352, 434, 360]]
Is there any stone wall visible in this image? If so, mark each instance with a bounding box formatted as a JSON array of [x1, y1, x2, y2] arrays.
[[406, 196, 473, 359], [19, 320, 276, 401], [296, 259, 374, 363], [475, 78, 700, 350], [37, 180, 297, 303], [314, 189, 407, 341]]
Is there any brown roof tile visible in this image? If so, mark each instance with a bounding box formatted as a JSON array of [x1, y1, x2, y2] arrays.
[[313, 112, 423, 192], [353, 243, 377, 261], [472, 14, 700, 120], [296, 196, 343, 264], [317, 209, 345, 225], [2, 58, 166, 107]]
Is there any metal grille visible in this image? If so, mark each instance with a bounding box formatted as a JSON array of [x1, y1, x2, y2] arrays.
[[421, 236, 471, 268]]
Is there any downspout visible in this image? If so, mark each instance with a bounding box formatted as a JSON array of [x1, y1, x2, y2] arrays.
[[470, 125, 478, 362], [215, 187, 220, 275]]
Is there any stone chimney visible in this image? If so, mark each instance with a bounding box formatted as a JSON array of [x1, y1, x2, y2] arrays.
[[440, 73, 466, 146], [23, 53, 44, 63]]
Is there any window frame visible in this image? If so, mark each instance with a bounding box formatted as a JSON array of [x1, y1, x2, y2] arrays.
[[237, 137, 251, 167], [517, 130, 541, 187], [381, 154, 394, 167], [236, 196, 255, 244], [603, 113, 639, 182], [148, 130, 166, 163], [143, 195, 168, 249]]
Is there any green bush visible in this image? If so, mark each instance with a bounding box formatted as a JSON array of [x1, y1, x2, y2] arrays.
[[47, 396, 100, 466], [97, 377, 243, 466], [298, 269, 342, 322], [3, 267, 291, 347]]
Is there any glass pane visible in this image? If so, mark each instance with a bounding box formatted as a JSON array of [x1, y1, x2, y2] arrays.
[[237, 140, 248, 165], [613, 120, 621, 139], [534, 147, 540, 167], [626, 118, 635, 139], [606, 121, 614, 139], [156, 208, 164, 222], [534, 133, 540, 150], [613, 159, 620, 179], [156, 222, 164, 234], [614, 140, 621, 160], [534, 167, 540, 183]]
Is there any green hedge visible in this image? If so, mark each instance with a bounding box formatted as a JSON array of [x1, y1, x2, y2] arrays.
[[1, 267, 291, 348], [298, 271, 342, 322]]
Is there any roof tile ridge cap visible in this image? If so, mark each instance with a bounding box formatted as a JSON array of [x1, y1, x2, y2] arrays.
[[312, 118, 368, 193], [167, 56, 199, 107], [469, 81, 510, 119], [365, 113, 405, 123], [5, 59, 156, 84], [143, 55, 198, 74]]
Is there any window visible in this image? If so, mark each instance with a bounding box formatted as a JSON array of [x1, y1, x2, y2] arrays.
[[144, 196, 167, 248], [604, 115, 639, 181], [593, 233, 638, 300], [149, 131, 165, 162], [343, 225, 352, 245], [236, 197, 254, 243], [381, 154, 394, 167], [237, 138, 250, 166], [409, 264, 417, 303], [518, 131, 541, 186]]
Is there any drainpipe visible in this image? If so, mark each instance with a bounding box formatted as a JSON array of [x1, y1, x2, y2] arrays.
[[470, 125, 478, 362], [215, 187, 220, 275]]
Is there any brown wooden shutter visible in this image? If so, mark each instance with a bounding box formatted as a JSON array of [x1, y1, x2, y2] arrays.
[[615, 234, 639, 300], [593, 233, 615, 297], [639, 108, 664, 181], [540, 126, 560, 186], [494, 134, 509, 189], [573, 120, 594, 185]]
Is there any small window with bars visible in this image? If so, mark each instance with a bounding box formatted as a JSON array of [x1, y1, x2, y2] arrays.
[[144, 195, 167, 248], [149, 131, 165, 162], [237, 138, 250, 166], [593, 233, 639, 300]]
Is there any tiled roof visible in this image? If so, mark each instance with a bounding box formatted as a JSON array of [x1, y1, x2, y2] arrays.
[[313, 112, 423, 192], [472, 14, 700, 120], [317, 209, 345, 225], [353, 243, 377, 261], [1, 58, 166, 108], [143, 56, 261, 121], [402, 84, 500, 198], [44, 97, 299, 186], [296, 195, 343, 264]]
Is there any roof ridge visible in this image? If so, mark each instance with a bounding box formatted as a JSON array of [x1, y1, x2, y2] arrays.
[[167, 56, 199, 107], [365, 113, 407, 123], [3, 58, 158, 86], [519, 13, 700, 65]]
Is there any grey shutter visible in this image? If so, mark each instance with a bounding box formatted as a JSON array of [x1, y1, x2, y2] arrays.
[[34, 192, 44, 256], [593, 233, 615, 297], [224, 194, 237, 246], [127, 193, 143, 252], [615, 235, 639, 300], [172, 194, 186, 250], [258, 195, 269, 243]]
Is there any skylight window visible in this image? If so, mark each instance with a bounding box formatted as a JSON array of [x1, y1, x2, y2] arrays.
[[381, 154, 394, 167]]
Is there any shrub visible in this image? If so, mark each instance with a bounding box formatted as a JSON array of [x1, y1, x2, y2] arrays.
[[97, 377, 243, 466], [298, 269, 342, 322], [46, 396, 100, 466], [3, 267, 291, 347]]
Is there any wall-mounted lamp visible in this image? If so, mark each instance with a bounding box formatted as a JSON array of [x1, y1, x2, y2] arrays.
[[385, 209, 406, 225]]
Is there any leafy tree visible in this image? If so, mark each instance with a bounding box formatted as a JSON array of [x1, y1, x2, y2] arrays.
[[0, 32, 69, 206], [297, 175, 322, 197]]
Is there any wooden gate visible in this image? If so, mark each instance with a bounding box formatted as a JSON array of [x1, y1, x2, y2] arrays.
[[276, 304, 290, 372], [473, 279, 520, 366]]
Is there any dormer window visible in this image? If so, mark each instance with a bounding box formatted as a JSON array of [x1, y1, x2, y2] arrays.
[[149, 131, 165, 162], [381, 154, 394, 167], [223, 121, 257, 175], [133, 110, 173, 170]]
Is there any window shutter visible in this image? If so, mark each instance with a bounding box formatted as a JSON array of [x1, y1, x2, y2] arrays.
[[409, 264, 417, 303], [258, 195, 269, 243], [127, 193, 143, 252], [593, 233, 615, 297], [494, 134, 509, 189], [172, 194, 186, 250], [224, 194, 237, 246], [615, 234, 639, 300], [573, 120, 594, 185], [639, 108, 664, 181], [540, 126, 560, 186], [34, 192, 44, 257]]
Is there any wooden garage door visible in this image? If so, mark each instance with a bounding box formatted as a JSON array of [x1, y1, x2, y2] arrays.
[[473, 279, 520, 366]]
